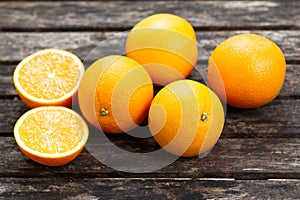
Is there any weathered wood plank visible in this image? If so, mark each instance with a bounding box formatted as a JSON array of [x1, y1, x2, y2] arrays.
[[1, 63, 299, 98], [0, 64, 15, 97], [0, 136, 299, 178], [0, 0, 278, 1], [0, 31, 299, 63], [0, 178, 299, 199], [0, 1, 299, 30], [0, 98, 299, 137], [224, 98, 300, 137], [0, 32, 111, 62], [0, 99, 29, 133]]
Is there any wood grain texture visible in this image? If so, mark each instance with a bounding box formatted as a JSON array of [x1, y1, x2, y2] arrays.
[[0, 1, 299, 31], [1, 63, 299, 98], [0, 178, 299, 199], [0, 30, 299, 100], [0, 100, 28, 133], [0, 1, 299, 197], [0, 31, 299, 63], [1, 98, 299, 137], [223, 98, 300, 138], [0, 136, 299, 179]]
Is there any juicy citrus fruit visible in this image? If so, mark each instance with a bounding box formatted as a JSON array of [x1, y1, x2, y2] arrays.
[[78, 55, 153, 134], [14, 106, 89, 166], [148, 80, 224, 157], [208, 33, 286, 108], [13, 49, 84, 108], [126, 13, 198, 86]]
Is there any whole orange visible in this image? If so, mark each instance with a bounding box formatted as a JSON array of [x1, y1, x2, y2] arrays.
[[126, 13, 198, 86], [148, 80, 224, 157], [78, 55, 153, 134], [208, 33, 286, 108]]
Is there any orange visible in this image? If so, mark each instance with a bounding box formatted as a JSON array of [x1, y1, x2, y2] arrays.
[[208, 33, 286, 108], [78, 55, 153, 134], [126, 13, 198, 86], [14, 106, 89, 166], [13, 49, 84, 108], [148, 80, 224, 157]]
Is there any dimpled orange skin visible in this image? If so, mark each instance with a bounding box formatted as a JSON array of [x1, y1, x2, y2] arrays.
[[126, 13, 198, 86], [208, 34, 286, 108], [78, 55, 153, 134], [148, 80, 224, 157]]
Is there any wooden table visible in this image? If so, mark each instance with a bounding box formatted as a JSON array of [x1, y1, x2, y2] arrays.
[[0, 1, 299, 199]]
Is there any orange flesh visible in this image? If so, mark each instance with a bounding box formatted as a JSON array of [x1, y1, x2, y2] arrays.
[[18, 109, 84, 154], [18, 52, 80, 100]]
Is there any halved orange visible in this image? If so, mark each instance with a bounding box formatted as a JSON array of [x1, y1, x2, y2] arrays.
[[13, 49, 84, 108], [14, 106, 89, 166]]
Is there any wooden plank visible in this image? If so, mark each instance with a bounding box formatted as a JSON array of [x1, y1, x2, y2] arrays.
[[0, 32, 111, 63], [0, 178, 299, 199], [224, 97, 300, 137], [1, 63, 299, 98], [0, 98, 299, 137], [0, 1, 299, 31], [0, 136, 299, 178], [0, 64, 15, 97], [0, 100, 29, 133], [0, 0, 277, 1], [0, 31, 299, 63]]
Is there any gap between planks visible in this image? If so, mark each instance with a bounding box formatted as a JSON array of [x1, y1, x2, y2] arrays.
[[1, 25, 299, 33]]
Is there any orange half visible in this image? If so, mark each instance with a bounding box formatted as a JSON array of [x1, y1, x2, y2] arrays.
[[14, 106, 89, 166], [13, 49, 85, 108]]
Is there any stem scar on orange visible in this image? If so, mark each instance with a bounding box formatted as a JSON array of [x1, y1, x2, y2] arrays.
[[148, 80, 224, 157], [13, 49, 84, 108], [208, 34, 286, 108], [126, 13, 198, 86], [14, 106, 89, 166], [78, 55, 154, 134]]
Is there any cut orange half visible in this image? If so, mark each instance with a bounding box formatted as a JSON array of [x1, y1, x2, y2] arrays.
[[14, 106, 89, 166], [13, 49, 85, 108]]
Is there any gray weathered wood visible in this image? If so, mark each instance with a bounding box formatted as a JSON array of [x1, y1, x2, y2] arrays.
[[0, 136, 299, 178], [224, 97, 300, 137], [1, 98, 299, 137], [0, 1, 299, 30], [0, 1, 298, 198], [0, 32, 111, 63], [0, 64, 15, 97], [0, 31, 299, 63], [1, 63, 299, 98], [0, 100, 29, 133], [0, 178, 299, 199]]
